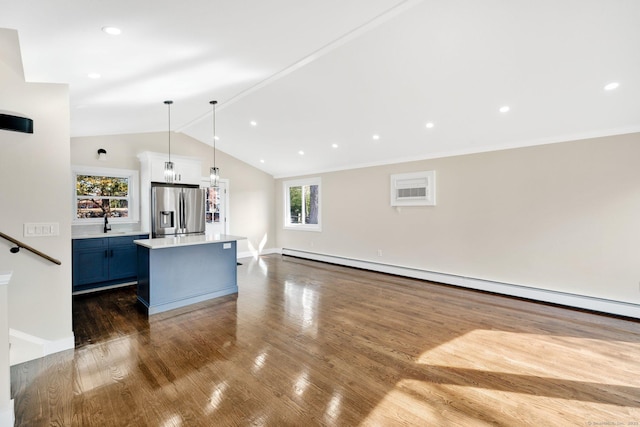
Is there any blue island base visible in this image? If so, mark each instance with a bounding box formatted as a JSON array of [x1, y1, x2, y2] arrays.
[[136, 239, 238, 315]]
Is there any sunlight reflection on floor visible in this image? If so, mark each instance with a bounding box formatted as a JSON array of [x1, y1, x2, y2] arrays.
[[359, 382, 473, 426], [417, 329, 640, 387]]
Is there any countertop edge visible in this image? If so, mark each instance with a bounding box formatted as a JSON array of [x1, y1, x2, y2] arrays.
[[134, 234, 246, 249], [73, 231, 149, 239]]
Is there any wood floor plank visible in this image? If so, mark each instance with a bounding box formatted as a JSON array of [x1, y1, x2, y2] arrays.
[[11, 254, 640, 426]]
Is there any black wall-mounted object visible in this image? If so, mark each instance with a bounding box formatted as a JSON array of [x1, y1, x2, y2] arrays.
[[0, 113, 34, 133]]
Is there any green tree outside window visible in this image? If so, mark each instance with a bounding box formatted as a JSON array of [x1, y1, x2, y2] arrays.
[[76, 175, 129, 218]]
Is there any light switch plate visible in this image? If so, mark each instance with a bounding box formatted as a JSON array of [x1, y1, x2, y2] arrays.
[[24, 222, 60, 237]]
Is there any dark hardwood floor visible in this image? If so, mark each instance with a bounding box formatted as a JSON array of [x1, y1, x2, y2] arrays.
[[11, 254, 640, 426]]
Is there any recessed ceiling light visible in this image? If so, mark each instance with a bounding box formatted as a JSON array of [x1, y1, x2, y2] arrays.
[[298, 150, 305, 155], [214, 136, 220, 141], [604, 82, 620, 91], [425, 122, 435, 129], [102, 26, 122, 36], [499, 105, 510, 113], [260, 159, 265, 163], [88, 73, 101, 79], [331, 143, 339, 148], [372, 134, 380, 140], [250, 121, 257, 127]]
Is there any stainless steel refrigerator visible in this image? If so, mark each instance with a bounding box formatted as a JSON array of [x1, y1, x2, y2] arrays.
[[151, 183, 206, 238]]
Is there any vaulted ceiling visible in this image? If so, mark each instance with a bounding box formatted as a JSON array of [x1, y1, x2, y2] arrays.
[[2, 0, 640, 177]]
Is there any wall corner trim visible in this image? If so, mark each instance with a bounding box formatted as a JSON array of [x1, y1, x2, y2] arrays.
[[0, 399, 14, 427], [281, 248, 640, 319]]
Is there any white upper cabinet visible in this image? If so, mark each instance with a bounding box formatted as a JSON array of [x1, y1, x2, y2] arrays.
[[138, 151, 203, 185], [171, 159, 202, 185], [137, 151, 204, 232]]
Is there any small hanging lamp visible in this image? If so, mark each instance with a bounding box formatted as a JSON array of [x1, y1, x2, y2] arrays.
[[164, 100, 175, 183], [209, 100, 220, 188]]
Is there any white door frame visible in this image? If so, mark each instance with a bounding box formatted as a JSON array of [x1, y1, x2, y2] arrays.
[[201, 178, 229, 235]]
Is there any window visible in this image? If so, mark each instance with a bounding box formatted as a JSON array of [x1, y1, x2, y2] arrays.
[[284, 177, 321, 231], [73, 166, 139, 223]]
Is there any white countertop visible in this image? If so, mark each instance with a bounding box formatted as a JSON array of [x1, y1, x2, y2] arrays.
[[134, 234, 246, 249]]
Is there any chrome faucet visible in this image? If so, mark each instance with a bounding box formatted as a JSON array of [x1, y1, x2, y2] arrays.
[[103, 216, 111, 233]]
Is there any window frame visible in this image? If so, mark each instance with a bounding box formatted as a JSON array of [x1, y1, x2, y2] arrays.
[[72, 165, 140, 225], [283, 177, 322, 232]]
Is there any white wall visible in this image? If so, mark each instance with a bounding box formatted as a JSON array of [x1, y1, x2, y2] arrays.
[[70, 132, 276, 255], [0, 29, 73, 355], [276, 132, 640, 306]]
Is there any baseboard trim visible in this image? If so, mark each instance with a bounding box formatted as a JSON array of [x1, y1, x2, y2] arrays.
[[72, 281, 136, 296], [237, 247, 282, 260], [139, 286, 239, 315], [43, 335, 75, 356], [281, 248, 640, 319], [9, 328, 75, 363]]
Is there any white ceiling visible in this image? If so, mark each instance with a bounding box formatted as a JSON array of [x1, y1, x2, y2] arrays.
[[2, 0, 640, 177]]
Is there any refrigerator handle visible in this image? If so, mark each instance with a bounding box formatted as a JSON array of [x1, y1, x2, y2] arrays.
[[178, 192, 183, 231], [180, 191, 186, 231]]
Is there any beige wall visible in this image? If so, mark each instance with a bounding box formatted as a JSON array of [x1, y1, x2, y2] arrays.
[[70, 132, 276, 254], [0, 30, 73, 347], [277, 133, 640, 304]]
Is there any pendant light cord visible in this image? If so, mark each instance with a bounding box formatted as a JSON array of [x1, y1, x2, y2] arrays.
[[164, 100, 173, 162], [210, 100, 217, 169]]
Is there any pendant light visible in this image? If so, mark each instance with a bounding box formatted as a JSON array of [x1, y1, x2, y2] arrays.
[[164, 100, 175, 183], [209, 100, 220, 188]]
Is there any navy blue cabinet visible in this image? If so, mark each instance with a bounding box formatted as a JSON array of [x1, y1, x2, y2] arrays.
[[72, 238, 109, 287], [72, 234, 148, 292]]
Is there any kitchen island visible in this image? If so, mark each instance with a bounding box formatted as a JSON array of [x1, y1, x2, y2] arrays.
[[134, 234, 245, 315]]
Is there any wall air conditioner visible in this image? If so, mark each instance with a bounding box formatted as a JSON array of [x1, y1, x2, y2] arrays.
[[390, 170, 436, 206]]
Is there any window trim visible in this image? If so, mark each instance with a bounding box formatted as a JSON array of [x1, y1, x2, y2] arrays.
[[72, 165, 140, 224], [283, 177, 322, 232]]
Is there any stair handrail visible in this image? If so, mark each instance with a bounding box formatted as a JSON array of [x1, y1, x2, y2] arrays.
[[0, 231, 62, 265]]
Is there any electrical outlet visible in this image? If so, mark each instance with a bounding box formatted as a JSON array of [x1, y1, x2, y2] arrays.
[[377, 249, 383, 257]]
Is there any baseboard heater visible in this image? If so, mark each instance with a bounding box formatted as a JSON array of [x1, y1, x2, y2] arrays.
[[0, 112, 33, 134], [281, 248, 640, 320]]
